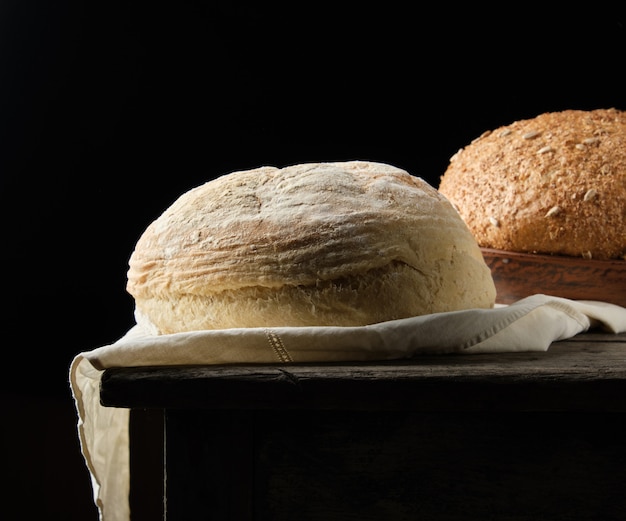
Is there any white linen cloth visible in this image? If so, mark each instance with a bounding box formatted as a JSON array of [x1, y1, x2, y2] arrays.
[[70, 294, 626, 521]]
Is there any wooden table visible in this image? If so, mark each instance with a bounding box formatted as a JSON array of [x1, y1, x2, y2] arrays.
[[101, 332, 626, 521]]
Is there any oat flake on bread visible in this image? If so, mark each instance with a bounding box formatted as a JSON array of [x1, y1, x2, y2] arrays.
[[438, 108, 626, 261], [126, 160, 496, 333]]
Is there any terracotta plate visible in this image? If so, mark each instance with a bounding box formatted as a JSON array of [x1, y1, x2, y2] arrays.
[[480, 248, 626, 307]]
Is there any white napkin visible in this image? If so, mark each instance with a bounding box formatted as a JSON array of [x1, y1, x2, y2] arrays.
[[69, 294, 626, 521]]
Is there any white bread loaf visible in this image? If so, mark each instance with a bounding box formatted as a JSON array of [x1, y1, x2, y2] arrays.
[[127, 161, 496, 333]]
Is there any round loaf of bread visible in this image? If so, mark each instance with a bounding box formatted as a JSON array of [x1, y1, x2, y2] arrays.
[[438, 108, 626, 261], [127, 161, 496, 333]]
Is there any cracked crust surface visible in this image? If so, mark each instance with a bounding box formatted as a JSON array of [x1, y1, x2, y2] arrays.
[[127, 161, 496, 332]]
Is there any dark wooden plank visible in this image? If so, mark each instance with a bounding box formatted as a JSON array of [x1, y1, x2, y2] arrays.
[[100, 334, 626, 412], [563, 331, 626, 343], [129, 408, 164, 521], [165, 410, 254, 520], [114, 333, 626, 520], [163, 408, 626, 521]]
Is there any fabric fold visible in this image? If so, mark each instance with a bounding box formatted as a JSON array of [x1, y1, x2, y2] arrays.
[[69, 294, 626, 521]]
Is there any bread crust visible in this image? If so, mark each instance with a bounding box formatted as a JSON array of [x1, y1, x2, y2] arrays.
[[438, 108, 626, 261], [127, 161, 496, 332]]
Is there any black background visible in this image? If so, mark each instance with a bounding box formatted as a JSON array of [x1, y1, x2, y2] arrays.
[[1, 1, 625, 518]]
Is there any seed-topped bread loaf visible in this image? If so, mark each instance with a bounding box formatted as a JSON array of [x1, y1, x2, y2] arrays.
[[438, 108, 626, 261]]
